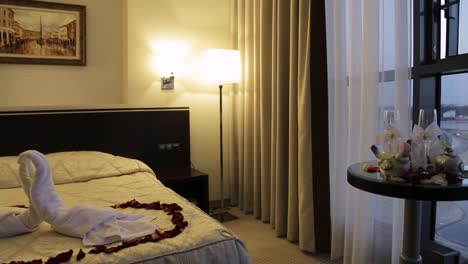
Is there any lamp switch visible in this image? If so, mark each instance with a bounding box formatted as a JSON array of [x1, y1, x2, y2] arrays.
[[172, 143, 181, 151], [157, 144, 166, 151], [157, 143, 181, 152]]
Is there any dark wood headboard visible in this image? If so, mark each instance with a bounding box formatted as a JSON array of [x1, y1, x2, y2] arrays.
[[0, 107, 190, 170]]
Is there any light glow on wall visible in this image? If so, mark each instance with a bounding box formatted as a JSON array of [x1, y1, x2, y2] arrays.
[[150, 40, 191, 78]]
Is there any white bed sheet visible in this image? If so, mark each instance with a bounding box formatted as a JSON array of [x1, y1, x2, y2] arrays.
[[0, 171, 252, 264]]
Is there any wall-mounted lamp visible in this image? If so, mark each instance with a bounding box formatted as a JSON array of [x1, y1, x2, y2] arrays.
[[161, 72, 175, 89], [150, 41, 190, 90]]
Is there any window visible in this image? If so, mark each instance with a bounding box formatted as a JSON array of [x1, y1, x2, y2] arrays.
[[439, 0, 468, 57], [436, 72, 468, 261], [413, 0, 468, 262], [440, 73, 468, 166]]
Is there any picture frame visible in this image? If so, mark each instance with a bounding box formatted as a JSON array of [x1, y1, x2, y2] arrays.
[[0, 0, 86, 66]]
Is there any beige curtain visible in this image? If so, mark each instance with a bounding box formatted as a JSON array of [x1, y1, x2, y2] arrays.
[[228, 0, 315, 252]]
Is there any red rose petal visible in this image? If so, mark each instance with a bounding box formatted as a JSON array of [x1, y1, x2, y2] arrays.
[[76, 249, 86, 261], [45, 249, 73, 264]]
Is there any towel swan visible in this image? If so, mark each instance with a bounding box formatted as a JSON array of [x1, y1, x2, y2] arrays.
[[15, 150, 157, 246], [0, 154, 43, 238]]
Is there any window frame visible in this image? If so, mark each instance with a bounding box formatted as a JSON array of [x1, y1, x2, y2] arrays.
[[413, 0, 468, 261]]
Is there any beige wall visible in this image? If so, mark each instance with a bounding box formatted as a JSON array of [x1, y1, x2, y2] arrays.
[[0, 0, 123, 106], [125, 0, 232, 202]]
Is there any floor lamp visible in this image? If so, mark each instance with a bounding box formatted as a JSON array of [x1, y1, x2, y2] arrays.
[[201, 49, 241, 222]]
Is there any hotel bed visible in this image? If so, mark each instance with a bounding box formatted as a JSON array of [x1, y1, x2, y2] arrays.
[[0, 107, 252, 264]]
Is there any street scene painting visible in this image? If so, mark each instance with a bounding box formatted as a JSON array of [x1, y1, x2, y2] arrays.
[[0, 1, 85, 65]]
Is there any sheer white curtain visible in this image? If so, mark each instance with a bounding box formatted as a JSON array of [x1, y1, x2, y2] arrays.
[[326, 0, 412, 263], [228, 0, 315, 252]]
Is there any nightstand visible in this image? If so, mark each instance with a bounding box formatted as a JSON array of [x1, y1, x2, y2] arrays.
[[155, 168, 209, 213]]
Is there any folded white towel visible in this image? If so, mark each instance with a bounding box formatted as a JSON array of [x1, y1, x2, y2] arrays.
[[19, 150, 157, 246], [0, 155, 44, 238]]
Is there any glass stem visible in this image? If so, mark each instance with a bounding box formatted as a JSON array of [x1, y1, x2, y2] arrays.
[[423, 140, 432, 165]]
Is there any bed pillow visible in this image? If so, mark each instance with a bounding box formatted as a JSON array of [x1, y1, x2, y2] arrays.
[[0, 151, 155, 189], [0, 156, 21, 189]]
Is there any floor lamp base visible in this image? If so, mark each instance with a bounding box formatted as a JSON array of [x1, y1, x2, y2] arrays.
[[211, 207, 239, 223]]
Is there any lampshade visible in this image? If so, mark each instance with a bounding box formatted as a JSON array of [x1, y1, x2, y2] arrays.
[[201, 49, 241, 84]]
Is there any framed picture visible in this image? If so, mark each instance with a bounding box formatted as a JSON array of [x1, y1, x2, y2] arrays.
[[0, 0, 86, 66]]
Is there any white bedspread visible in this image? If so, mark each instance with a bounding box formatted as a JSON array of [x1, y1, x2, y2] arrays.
[[0, 152, 252, 264]]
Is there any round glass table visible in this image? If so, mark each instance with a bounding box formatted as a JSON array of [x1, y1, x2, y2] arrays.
[[347, 162, 468, 264]]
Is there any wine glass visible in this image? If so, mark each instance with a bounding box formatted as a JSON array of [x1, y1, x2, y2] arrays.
[[384, 109, 400, 129], [418, 109, 438, 130], [382, 109, 401, 154], [418, 109, 438, 171]]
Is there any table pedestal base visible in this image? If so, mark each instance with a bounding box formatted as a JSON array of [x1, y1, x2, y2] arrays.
[[399, 199, 422, 264]]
